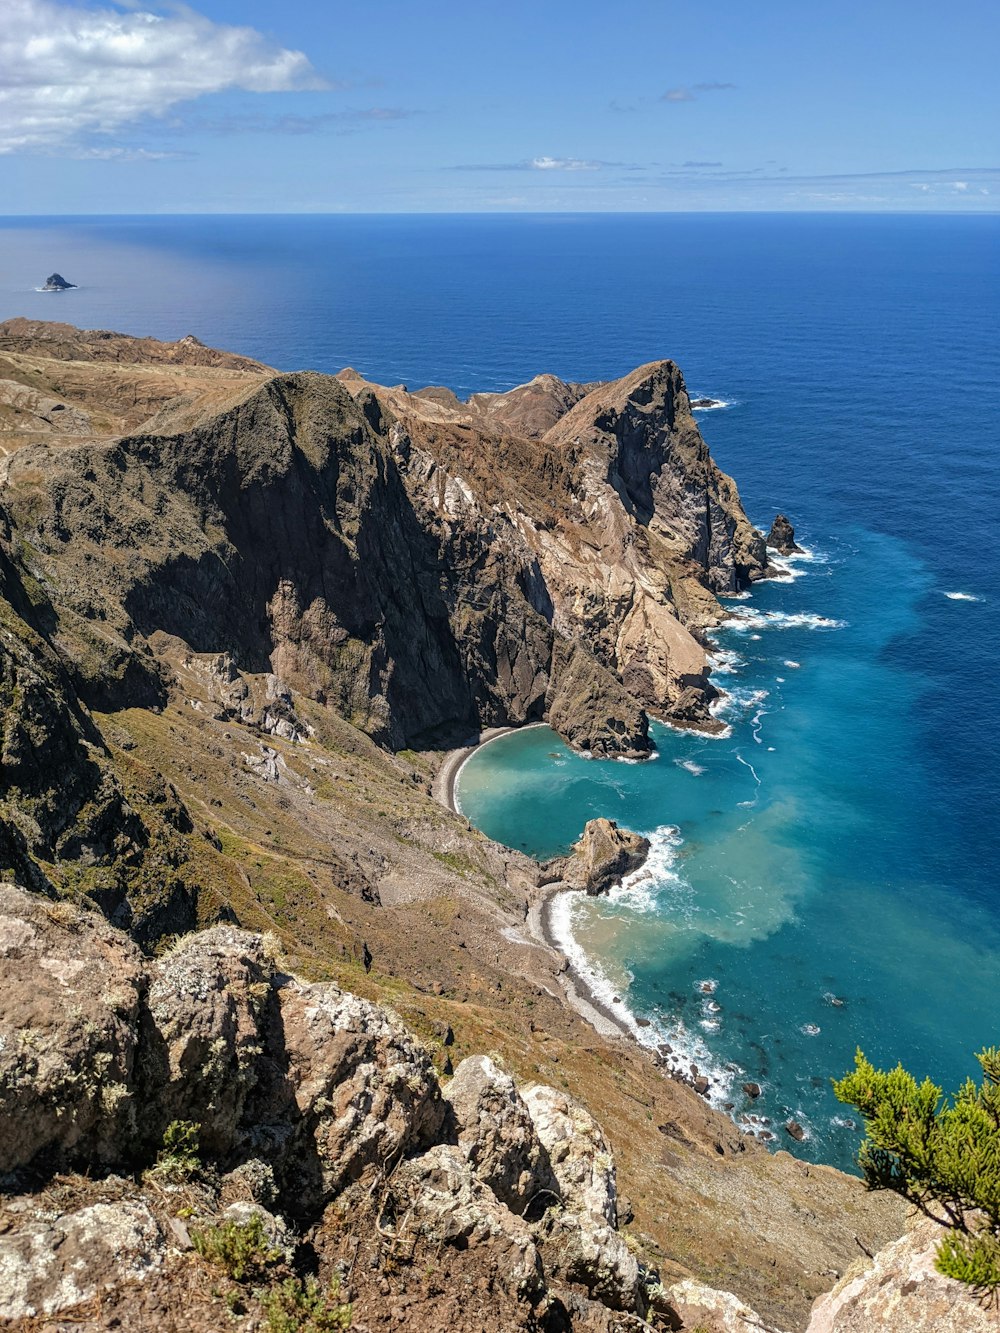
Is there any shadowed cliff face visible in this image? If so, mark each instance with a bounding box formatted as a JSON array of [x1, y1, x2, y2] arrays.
[[0, 335, 768, 762], [0, 323, 770, 921]]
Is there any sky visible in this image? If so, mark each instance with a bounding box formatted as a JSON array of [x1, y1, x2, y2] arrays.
[[0, 0, 997, 213]]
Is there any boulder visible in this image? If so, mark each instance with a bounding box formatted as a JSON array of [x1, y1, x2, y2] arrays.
[[0, 884, 145, 1173], [0, 1200, 164, 1322], [556, 818, 650, 896], [394, 1144, 545, 1300], [805, 1217, 997, 1333], [766, 514, 803, 555], [275, 977, 445, 1202], [521, 1083, 639, 1308], [664, 1278, 788, 1332], [142, 926, 275, 1155], [521, 1083, 619, 1227], [442, 1055, 555, 1215]]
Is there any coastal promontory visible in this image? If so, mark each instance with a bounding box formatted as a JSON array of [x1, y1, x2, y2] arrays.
[[0, 321, 924, 1332]]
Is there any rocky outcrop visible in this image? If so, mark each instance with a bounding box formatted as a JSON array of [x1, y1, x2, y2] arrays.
[[443, 1054, 555, 1215], [522, 1082, 640, 1309], [805, 1217, 996, 1333], [0, 883, 145, 1173], [0, 882, 657, 1326], [663, 1278, 788, 1332], [766, 513, 803, 555], [40, 273, 75, 291], [554, 818, 650, 895], [545, 638, 651, 759]]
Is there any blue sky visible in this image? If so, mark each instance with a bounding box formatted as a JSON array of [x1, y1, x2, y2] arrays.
[[1, 0, 996, 212]]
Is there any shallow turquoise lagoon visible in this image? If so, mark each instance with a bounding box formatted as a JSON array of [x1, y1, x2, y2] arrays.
[[458, 529, 1000, 1171]]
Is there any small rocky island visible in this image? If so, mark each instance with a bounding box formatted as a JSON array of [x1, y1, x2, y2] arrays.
[[40, 272, 76, 291], [690, 396, 724, 409], [766, 513, 804, 555]]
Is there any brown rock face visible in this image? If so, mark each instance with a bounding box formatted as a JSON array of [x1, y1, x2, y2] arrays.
[[555, 818, 650, 896], [0, 327, 768, 791], [544, 638, 650, 759], [766, 513, 803, 555], [805, 1217, 996, 1333], [0, 883, 145, 1174]]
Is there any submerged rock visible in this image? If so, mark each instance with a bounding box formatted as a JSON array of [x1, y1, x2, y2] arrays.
[[554, 817, 650, 896], [766, 513, 803, 555]]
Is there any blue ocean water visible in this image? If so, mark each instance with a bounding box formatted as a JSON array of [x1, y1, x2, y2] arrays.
[[2, 213, 998, 1171]]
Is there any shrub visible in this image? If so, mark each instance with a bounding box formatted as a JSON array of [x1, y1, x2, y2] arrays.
[[147, 1119, 201, 1183], [261, 1276, 353, 1332], [834, 1046, 1000, 1297], [191, 1214, 280, 1283]]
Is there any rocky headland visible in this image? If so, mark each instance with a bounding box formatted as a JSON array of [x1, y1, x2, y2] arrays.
[[0, 320, 972, 1330]]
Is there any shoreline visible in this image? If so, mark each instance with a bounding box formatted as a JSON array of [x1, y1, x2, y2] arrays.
[[432, 721, 640, 1045], [431, 720, 744, 1106], [432, 721, 546, 815]]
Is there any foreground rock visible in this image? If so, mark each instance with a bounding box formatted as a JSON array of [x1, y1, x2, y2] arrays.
[[766, 513, 803, 555], [664, 1278, 788, 1332], [554, 817, 650, 895], [805, 1217, 997, 1333], [0, 883, 652, 1326]]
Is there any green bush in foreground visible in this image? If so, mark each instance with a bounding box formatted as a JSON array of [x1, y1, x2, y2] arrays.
[[834, 1045, 1000, 1297], [191, 1214, 280, 1283], [261, 1276, 353, 1332], [146, 1119, 201, 1183]]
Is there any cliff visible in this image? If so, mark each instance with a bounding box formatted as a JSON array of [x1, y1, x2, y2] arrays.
[[0, 323, 916, 1331]]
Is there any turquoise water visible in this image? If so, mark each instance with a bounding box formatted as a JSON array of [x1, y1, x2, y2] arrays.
[[458, 528, 1000, 1169], [2, 212, 998, 1171]]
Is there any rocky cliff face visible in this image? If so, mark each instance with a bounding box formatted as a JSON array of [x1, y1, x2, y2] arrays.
[[0, 323, 767, 758]]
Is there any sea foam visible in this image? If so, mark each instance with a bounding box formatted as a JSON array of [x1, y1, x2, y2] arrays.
[[726, 609, 846, 633], [942, 591, 982, 602]]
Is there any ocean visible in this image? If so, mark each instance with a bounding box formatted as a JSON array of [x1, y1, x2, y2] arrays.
[[2, 212, 998, 1172]]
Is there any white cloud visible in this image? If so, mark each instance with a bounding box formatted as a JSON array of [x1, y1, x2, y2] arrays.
[[530, 156, 601, 171], [0, 0, 328, 154]]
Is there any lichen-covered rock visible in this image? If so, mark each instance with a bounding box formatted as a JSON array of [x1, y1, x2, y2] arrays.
[[522, 1083, 619, 1227], [521, 1083, 639, 1309], [664, 1278, 788, 1332], [276, 977, 445, 1202], [555, 818, 650, 897], [442, 1055, 555, 1215], [539, 1210, 640, 1312], [0, 1200, 164, 1321], [142, 926, 275, 1155], [805, 1217, 997, 1333], [394, 1144, 545, 1301], [0, 884, 144, 1173]]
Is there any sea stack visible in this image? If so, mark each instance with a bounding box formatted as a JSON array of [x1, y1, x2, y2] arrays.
[[40, 273, 76, 291], [766, 513, 803, 555], [554, 818, 651, 895]]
